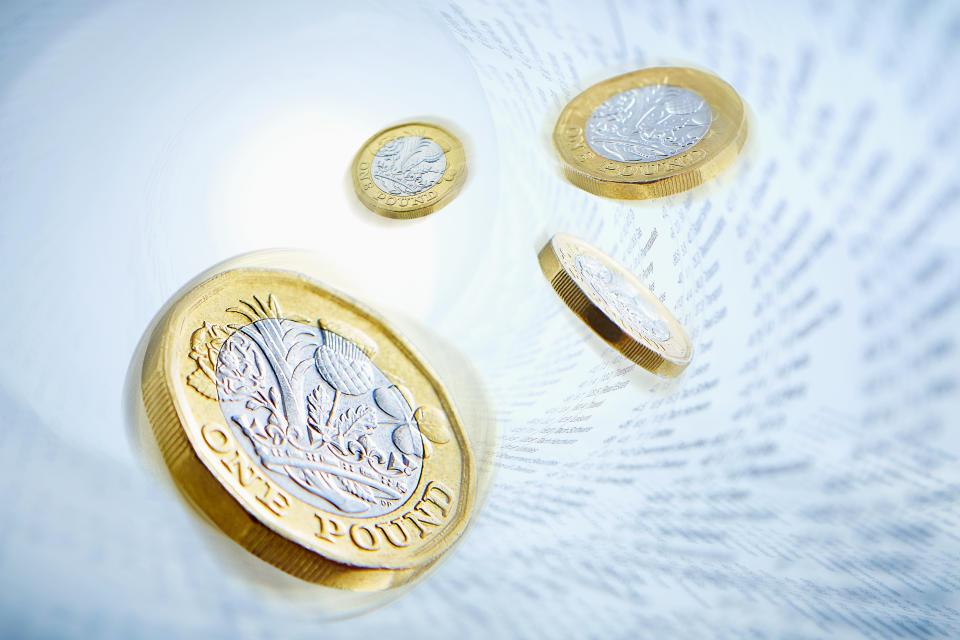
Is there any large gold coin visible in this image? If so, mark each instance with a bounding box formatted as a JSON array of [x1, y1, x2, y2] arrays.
[[141, 267, 475, 590], [351, 122, 466, 219], [553, 67, 747, 199], [539, 233, 692, 377]]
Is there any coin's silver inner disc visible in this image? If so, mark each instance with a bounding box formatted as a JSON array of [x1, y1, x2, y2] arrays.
[[584, 85, 712, 163], [575, 255, 671, 342], [371, 135, 447, 195], [216, 319, 426, 517]]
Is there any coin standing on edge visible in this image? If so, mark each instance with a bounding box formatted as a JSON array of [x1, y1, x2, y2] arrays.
[[352, 122, 467, 219], [141, 268, 475, 590], [539, 233, 693, 377], [553, 67, 747, 199]]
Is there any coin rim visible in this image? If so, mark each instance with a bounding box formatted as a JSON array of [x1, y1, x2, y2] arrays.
[[141, 267, 476, 588], [538, 233, 692, 377], [553, 67, 747, 199], [351, 122, 467, 219]]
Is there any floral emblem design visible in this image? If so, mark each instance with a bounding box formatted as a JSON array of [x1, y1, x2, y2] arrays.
[[186, 321, 231, 400], [186, 295, 451, 517], [575, 254, 671, 343], [370, 136, 447, 195], [584, 85, 712, 162]]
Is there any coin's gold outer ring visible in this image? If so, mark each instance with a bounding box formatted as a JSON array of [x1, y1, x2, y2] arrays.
[[553, 67, 747, 199], [538, 234, 692, 377], [141, 268, 476, 589], [351, 122, 467, 219]]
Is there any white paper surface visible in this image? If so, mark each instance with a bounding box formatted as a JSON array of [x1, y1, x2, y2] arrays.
[[1, 1, 958, 637]]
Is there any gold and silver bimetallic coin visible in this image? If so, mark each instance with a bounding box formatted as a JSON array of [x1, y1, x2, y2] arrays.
[[141, 268, 475, 590], [352, 122, 466, 219], [554, 67, 747, 199], [539, 233, 692, 377]]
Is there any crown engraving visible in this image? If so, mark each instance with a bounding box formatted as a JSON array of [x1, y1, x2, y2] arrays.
[[186, 295, 451, 517]]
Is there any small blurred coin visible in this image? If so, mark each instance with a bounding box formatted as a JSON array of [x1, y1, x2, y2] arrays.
[[539, 233, 692, 377], [352, 122, 466, 219], [554, 67, 746, 199]]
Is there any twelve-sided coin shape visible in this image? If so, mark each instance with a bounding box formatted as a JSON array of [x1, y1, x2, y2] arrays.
[[141, 267, 475, 590]]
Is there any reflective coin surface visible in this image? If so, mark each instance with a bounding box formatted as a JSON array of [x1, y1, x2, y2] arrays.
[[584, 86, 712, 162], [352, 123, 466, 219], [554, 67, 747, 199], [370, 136, 447, 195], [538, 233, 692, 377], [141, 267, 476, 590]]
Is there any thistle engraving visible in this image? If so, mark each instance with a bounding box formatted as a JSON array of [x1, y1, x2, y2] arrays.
[[370, 136, 447, 195], [575, 254, 671, 343], [585, 85, 712, 163], [186, 295, 451, 517]]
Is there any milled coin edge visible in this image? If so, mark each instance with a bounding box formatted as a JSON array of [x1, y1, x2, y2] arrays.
[[538, 235, 691, 377]]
